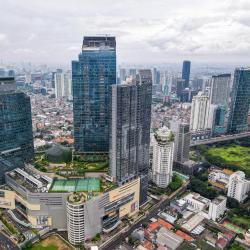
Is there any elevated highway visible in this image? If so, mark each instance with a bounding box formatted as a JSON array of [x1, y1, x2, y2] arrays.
[[190, 131, 250, 147]]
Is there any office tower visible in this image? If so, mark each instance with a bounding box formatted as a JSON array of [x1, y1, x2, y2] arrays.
[[64, 70, 72, 97], [51, 71, 56, 88], [129, 68, 136, 78], [207, 104, 218, 131], [191, 78, 203, 91], [228, 68, 250, 134], [0, 77, 34, 181], [110, 70, 152, 205], [190, 92, 210, 132], [210, 105, 227, 136], [72, 36, 116, 153], [152, 68, 160, 85], [152, 127, 174, 188], [170, 121, 190, 163], [227, 171, 250, 202], [176, 78, 185, 99], [55, 69, 64, 98], [182, 60, 191, 88], [210, 74, 231, 106], [119, 68, 126, 83]]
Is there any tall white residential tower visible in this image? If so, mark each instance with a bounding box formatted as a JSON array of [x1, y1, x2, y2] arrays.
[[152, 126, 174, 188]]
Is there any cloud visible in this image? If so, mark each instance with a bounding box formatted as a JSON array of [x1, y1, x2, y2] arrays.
[[0, 0, 249, 64]]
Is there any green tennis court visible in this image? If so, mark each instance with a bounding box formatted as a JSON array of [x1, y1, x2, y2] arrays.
[[222, 221, 246, 234], [50, 178, 100, 192]]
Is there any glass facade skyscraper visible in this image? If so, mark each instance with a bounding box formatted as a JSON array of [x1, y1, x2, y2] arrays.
[[182, 60, 191, 88], [0, 77, 34, 182], [72, 36, 116, 153], [109, 70, 152, 205], [210, 74, 231, 107], [228, 68, 250, 134]]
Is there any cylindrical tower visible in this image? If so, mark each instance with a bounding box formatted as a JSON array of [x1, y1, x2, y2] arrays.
[[152, 126, 174, 188], [67, 193, 85, 245]]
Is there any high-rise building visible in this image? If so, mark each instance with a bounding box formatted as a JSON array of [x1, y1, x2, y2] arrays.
[[109, 70, 152, 205], [54, 69, 72, 98], [208, 196, 227, 221], [210, 74, 231, 106], [227, 171, 250, 202], [170, 121, 190, 163], [119, 68, 126, 83], [55, 69, 64, 98], [228, 68, 250, 134], [0, 77, 34, 182], [210, 105, 227, 136], [182, 60, 191, 88], [152, 68, 160, 85], [191, 78, 203, 91], [129, 68, 137, 78], [152, 127, 174, 188], [190, 92, 210, 132], [72, 36, 116, 153], [176, 78, 185, 99], [63, 70, 72, 97]]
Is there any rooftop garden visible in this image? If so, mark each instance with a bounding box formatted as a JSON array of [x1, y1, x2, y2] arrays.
[[33, 153, 109, 177]]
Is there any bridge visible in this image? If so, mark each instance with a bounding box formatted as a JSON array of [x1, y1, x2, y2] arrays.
[[190, 131, 250, 147]]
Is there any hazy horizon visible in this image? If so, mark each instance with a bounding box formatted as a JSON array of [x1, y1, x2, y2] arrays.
[[1, 0, 250, 65]]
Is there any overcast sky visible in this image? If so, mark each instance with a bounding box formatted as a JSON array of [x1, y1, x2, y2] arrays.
[[0, 0, 250, 66]]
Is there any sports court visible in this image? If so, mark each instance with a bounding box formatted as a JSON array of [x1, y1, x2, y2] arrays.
[[50, 178, 100, 192], [222, 220, 246, 234]]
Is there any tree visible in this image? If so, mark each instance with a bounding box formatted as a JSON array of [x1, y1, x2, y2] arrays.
[[227, 197, 240, 209], [169, 175, 182, 191], [238, 233, 245, 240]]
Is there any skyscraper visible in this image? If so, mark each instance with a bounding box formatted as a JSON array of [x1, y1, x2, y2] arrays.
[[0, 77, 34, 182], [119, 68, 126, 83], [182, 60, 191, 88], [129, 68, 137, 78], [72, 36, 116, 153], [170, 121, 190, 164], [210, 74, 231, 106], [54, 69, 64, 98], [176, 78, 185, 99], [190, 92, 210, 132], [55, 69, 72, 98], [228, 68, 250, 134], [152, 126, 174, 188], [109, 70, 152, 205]]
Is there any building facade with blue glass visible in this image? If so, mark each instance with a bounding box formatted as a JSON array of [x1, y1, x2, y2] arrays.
[[182, 60, 191, 88], [0, 77, 34, 182], [72, 36, 116, 153], [228, 68, 250, 134]]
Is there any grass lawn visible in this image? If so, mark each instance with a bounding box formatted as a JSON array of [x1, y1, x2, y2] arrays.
[[31, 235, 72, 250], [204, 145, 250, 173], [231, 215, 250, 229]]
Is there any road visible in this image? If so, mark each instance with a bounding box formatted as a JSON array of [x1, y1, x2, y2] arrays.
[[190, 131, 250, 147], [0, 232, 20, 250], [101, 182, 189, 250]]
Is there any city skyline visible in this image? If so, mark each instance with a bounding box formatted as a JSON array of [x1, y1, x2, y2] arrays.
[[0, 0, 250, 65]]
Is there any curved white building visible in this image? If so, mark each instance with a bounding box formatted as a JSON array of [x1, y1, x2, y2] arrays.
[[152, 126, 174, 188], [67, 193, 85, 245]]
